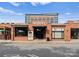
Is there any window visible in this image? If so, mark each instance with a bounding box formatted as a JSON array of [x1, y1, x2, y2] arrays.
[[15, 27, 28, 36], [52, 28, 64, 39], [0, 28, 4, 35]]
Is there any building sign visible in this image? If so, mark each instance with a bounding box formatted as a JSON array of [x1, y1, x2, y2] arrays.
[[28, 31, 33, 40], [33, 22, 46, 24], [32, 21, 47, 25]]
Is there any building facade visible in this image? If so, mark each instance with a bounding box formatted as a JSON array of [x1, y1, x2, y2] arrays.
[[25, 13, 58, 24], [0, 13, 79, 41]]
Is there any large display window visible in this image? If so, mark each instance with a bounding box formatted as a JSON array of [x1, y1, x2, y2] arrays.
[[52, 28, 64, 39], [15, 27, 28, 36]]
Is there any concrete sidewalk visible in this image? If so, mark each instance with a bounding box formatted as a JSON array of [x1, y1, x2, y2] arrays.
[[0, 39, 79, 44]]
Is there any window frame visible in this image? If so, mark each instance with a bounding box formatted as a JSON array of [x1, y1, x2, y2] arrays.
[[52, 28, 64, 39], [15, 27, 28, 37]]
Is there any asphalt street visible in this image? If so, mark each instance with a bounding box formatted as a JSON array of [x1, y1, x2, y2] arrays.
[[0, 42, 79, 57]]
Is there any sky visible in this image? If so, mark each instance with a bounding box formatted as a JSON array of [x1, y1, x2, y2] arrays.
[[0, 2, 79, 23]]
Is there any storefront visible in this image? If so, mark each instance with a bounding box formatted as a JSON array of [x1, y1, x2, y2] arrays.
[[52, 28, 64, 39], [11, 24, 28, 41], [28, 20, 52, 41], [0, 28, 5, 39], [0, 23, 11, 40], [0, 20, 79, 41], [52, 24, 65, 40]]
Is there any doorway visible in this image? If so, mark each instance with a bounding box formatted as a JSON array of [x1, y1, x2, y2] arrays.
[[33, 26, 47, 39], [71, 28, 79, 39], [5, 28, 11, 40]]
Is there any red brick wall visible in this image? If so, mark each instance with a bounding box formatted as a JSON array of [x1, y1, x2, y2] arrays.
[[65, 23, 79, 41], [14, 36, 28, 41]]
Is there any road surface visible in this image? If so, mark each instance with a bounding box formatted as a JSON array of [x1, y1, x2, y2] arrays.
[[0, 41, 79, 57]]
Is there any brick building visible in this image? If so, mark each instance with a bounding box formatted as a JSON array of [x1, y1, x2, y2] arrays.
[[0, 13, 79, 41]]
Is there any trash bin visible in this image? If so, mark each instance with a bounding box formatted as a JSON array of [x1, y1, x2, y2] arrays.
[[47, 37, 50, 41]]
